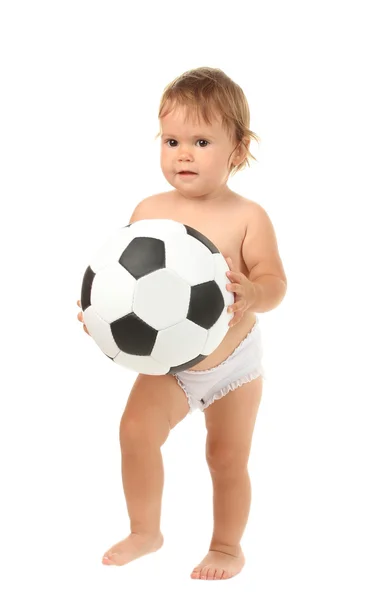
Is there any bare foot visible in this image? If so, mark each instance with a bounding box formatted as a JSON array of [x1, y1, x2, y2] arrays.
[[102, 532, 164, 566], [190, 547, 245, 580]]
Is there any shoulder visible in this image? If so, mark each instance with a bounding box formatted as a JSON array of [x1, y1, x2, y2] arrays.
[[233, 195, 269, 231], [128, 192, 170, 223], [239, 196, 267, 216], [240, 198, 277, 234]]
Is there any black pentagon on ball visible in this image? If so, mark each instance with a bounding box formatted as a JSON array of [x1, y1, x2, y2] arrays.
[[119, 237, 166, 279], [80, 265, 95, 311], [184, 225, 219, 254], [111, 313, 158, 355], [168, 353, 208, 375], [187, 280, 224, 329]]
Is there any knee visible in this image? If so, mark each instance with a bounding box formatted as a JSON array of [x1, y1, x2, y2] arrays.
[[119, 417, 144, 452], [119, 414, 169, 452], [206, 441, 249, 476]]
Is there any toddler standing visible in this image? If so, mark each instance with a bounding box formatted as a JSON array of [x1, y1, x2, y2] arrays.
[[77, 66, 287, 580]]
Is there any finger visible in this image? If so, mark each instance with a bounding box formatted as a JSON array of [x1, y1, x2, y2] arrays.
[[77, 311, 84, 323], [228, 300, 243, 314], [77, 300, 81, 307], [227, 270, 242, 283], [229, 311, 243, 326], [229, 302, 243, 314], [226, 282, 242, 293], [234, 300, 246, 312], [83, 324, 90, 335]]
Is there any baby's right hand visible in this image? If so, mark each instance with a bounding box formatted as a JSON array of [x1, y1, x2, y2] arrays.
[[77, 300, 90, 336]]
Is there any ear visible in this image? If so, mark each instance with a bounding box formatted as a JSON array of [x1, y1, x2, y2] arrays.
[[232, 137, 250, 166]]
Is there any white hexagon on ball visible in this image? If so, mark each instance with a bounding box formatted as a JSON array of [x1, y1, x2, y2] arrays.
[[91, 263, 136, 324], [134, 268, 191, 330], [83, 305, 120, 358], [152, 319, 208, 366], [90, 227, 137, 271], [113, 351, 169, 376], [129, 218, 184, 241], [163, 232, 215, 286]]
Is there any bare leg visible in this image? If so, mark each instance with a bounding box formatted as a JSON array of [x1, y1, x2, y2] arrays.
[[102, 374, 189, 566], [209, 467, 252, 555], [189, 470, 249, 579], [121, 442, 165, 536], [191, 377, 263, 580], [102, 441, 166, 566]]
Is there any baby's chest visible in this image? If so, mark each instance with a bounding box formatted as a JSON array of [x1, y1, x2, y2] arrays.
[[196, 224, 249, 277], [191, 219, 243, 264], [145, 206, 249, 276]]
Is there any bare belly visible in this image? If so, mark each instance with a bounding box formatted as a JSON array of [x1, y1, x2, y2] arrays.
[[187, 310, 257, 371]]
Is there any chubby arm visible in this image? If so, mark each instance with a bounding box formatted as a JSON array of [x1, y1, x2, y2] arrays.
[[242, 203, 287, 313]]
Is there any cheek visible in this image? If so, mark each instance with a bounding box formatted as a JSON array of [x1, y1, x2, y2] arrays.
[[198, 149, 217, 168], [204, 149, 225, 167], [160, 154, 176, 184], [161, 146, 177, 162], [160, 150, 171, 171]]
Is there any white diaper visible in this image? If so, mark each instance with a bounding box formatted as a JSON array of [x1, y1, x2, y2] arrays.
[[172, 316, 266, 413]]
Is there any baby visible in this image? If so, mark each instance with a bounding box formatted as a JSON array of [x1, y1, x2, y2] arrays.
[[77, 66, 287, 580]]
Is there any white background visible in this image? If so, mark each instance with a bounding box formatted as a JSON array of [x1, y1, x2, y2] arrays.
[[1, 0, 387, 598]]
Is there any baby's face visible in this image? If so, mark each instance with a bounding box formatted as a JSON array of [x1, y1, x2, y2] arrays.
[[159, 104, 238, 198]]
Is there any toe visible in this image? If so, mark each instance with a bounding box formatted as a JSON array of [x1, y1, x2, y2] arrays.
[[200, 567, 210, 580], [214, 568, 224, 580], [102, 552, 117, 566], [190, 567, 201, 579], [207, 567, 216, 580]]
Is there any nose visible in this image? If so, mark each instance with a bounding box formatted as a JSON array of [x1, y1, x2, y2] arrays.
[[178, 144, 194, 161]]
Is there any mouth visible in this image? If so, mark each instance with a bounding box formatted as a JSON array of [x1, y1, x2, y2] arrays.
[[178, 171, 197, 176]]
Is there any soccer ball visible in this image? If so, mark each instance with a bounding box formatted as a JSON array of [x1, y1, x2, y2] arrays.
[[80, 219, 234, 375]]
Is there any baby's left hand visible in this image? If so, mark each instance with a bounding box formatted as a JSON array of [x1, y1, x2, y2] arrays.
[[225, 257, 256, 327]]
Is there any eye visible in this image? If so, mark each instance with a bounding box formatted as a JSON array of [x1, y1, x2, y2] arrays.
[[164, 139, 209, 148]]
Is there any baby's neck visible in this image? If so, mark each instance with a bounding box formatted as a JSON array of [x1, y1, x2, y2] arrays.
[[172, 187, 236, 205]]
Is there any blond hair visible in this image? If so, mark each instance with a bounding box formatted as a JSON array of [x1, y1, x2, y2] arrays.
[[155, 67, 261, 177]]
